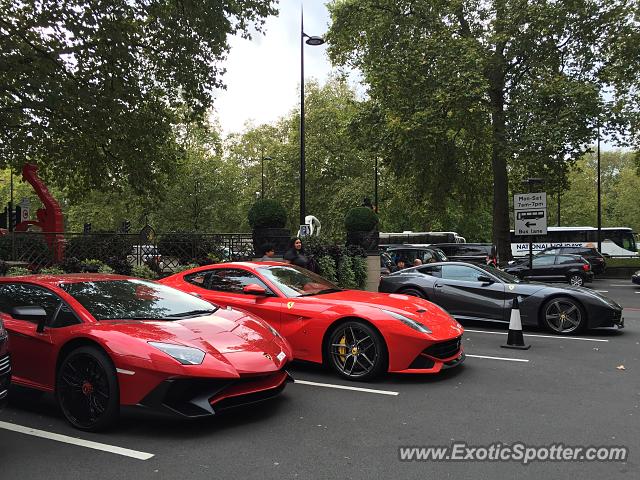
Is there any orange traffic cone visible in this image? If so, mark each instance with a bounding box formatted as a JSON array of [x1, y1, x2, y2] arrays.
[[501, 297, 531, 350]]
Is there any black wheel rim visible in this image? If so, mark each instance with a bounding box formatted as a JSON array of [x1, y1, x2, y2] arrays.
[[330, 325, 378, 378], [59, 354, 110, 428], [545, 299, 582, 333]]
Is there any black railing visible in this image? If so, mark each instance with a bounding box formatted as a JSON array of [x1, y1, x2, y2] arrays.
[[0, 231, 254, 273]]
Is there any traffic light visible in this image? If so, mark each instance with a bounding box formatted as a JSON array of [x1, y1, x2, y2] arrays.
[[121, 220, 131, 233], [83, 222, 92, 234]]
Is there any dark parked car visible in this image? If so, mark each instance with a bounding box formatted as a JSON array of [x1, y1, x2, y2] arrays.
[[632, 271, 640, 285], [382, 246, 448, 274], [432, 243, 497, 264], [378, 262, 623, 334], [0, 315, 9, 410], [504, 254, 593, 286], [531, 247, 606, 275]]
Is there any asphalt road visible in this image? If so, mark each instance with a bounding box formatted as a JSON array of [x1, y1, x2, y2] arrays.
[[1, 278, 639, 479]]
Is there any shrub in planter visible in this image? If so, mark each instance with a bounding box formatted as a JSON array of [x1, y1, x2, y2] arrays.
[[39, 266, 65, 275], [105, 256, 132, 275], [345, 207, 379, 253], [132, 264, 158, 280], [317, 255, 338, 283], [7, 266, 32, 276], [61, 256, 83, 273], [248, 199, 290, 256]]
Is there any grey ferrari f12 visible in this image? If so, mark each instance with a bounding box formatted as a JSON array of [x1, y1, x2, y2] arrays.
[[378, 262, 624, 335]]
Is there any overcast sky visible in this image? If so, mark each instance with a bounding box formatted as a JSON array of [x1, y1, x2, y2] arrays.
[[213, 0, 335, 135]]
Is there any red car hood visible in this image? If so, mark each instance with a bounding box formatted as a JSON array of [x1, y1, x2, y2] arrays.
[[303, 290, 456, 326], [101, 307, 285, 356]]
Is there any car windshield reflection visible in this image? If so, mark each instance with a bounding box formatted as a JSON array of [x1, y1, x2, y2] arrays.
[[259, 265, 342, 298]]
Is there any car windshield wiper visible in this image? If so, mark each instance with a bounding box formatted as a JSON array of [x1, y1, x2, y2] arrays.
[[166, 308, 219, 318], [300, 288, 343, 297]]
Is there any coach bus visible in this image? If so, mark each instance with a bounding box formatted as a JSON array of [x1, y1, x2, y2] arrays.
[[510, 226, 638, 257], [379, 231, 466, 248]]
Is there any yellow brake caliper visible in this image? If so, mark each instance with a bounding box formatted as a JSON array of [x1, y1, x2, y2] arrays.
[[338, 335, 347, 363]]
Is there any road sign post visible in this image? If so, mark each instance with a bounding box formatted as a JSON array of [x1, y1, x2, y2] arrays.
[[514, 192, 548, 270]]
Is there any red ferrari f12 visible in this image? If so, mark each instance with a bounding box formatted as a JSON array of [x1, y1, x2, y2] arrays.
[[160, 262, 465, 380], [0, 274, 293, 431]]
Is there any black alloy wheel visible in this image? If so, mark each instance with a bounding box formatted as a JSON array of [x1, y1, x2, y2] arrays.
[[326, 321, 387, 381], [56, 346, 119, 431], [542, 297, 586, 334]]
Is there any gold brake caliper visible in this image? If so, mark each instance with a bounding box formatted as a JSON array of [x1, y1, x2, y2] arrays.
[[338, 335, 347, 363]]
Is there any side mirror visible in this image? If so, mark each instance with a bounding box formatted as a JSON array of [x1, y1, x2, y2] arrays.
[[477, 275, 495, 285], [243, 284, 268, 296], [11, 306, 48, 333]]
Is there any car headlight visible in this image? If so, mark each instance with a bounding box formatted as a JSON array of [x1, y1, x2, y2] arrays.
[[148, 342, 205, 365], [380, 309, 432, 334]]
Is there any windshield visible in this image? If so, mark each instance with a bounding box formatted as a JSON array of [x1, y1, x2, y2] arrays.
[[61, 279, 218, 320], [259, 265, 342, 298], [476, 264, 523, 283]]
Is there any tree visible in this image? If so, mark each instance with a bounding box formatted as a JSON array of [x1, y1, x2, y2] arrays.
[[0, 0, 277, 197], [327, 0, 640, 259]]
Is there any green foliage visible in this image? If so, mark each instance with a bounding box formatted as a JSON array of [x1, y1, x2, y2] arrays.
[[0, 1, 278, 196], [317, 255, 338, 283], [132, 264, 159, 280], [327, 0, 640, 259], [351, 256, 368, 289], [336, 255, 357, 289], [38, 266, 65, 275], [98, 264, 115, 274], [173, 263, 200, 274], [344, 207, 378, 232], [6, 267, 32, 277], [248, 200, 287, 229]]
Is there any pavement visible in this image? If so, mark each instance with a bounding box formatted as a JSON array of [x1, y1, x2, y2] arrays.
[[1, 278, 638, 479]]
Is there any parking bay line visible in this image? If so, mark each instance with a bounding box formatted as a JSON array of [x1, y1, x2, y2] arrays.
[[466, 354, 529, 363], [295, 380, 399, 396], [0, 421, 154, 460], [464, 329, 609, 343]]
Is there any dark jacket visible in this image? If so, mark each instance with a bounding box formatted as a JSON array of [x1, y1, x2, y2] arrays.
[[283, 248, 308, 268]]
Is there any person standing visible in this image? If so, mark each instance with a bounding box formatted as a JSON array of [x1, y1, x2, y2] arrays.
[[260, 243, 276, 262], [283, 237, 309, 268]]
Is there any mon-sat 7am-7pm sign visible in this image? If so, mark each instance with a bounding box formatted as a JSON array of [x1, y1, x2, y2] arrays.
[[514, 193, 547, 236]]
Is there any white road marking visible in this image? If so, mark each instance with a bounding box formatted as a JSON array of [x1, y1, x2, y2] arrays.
[[610, 284, 636, 287], [0, 421, 154, 460], [295, 380, 399, 396], [464, 329, 609, 342], [466, 354, 529, 363]]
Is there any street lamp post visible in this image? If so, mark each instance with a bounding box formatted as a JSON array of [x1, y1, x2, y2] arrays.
[[300, 8, 324, 227], [374, 157, 379, 214], [597, 120, 602, 253], [261, 147, 272, 199]]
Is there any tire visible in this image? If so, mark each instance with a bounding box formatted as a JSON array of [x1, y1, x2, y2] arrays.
[[541, 296, 586, 334], [326, 321, 387, 381], [400, 288, 426, 299], [56, 346, 120, 431], [568, 273, 585, 287]]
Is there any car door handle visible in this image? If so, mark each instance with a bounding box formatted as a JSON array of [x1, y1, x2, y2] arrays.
[[434, 284, 444, 289]]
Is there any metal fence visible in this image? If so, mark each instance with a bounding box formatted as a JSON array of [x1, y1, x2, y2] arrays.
[[0, 231, 254, 274]]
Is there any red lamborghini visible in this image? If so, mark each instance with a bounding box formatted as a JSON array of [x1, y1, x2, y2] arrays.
[[160, 262, 465, 380], [0, 274, 293, 431]]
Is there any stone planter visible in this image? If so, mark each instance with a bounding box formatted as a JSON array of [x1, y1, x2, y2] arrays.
[[252, 227, 291, 257]]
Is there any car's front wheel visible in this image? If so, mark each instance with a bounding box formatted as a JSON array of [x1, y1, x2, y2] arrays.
[[568, 273, 585, 287], [400, 288, 426, 299], [56, 346, 120, 431], [541, 297, 586, 334], [326, 321, 387, 381]]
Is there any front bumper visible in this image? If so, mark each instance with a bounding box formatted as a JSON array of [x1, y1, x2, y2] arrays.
[[389, 337, 465, 374], [0, 353, 10, 410], [138, 369, 293, 417]]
